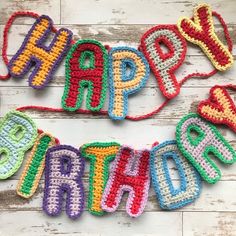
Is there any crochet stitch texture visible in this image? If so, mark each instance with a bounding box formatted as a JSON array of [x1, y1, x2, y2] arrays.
[[0, 110, 37, 179], [43, 145, 85, 219], [176, 113, 236, 184], [101, 146, 150, 217], [80, 142, 120, 215], [8, 15, 72, 89], [140, 25, 187, 99], [177, 4, 233, 71], [150, 140, 201, 210], [17, 132, 56, 198], [198, 85, 236, 132], [62, 39, 108, 111]]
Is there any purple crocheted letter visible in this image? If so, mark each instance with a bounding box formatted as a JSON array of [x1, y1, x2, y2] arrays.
[[43, 145, 85, 219]]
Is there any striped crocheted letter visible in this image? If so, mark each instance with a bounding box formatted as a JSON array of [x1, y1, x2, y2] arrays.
[[176, 113, 236, 184], [8, 15, 72, 89], [80, 142, 120, 215], [62, 39, 108, 111], [17, 132, 56, 198], [178, 4, 233, 71], [0, 111, 37, 179], [198, 86, 236, 132], [140, 25, 186, 99], [108, 47, 150, 120], [43, 145, 85, 219], [101, 146, 150, 217], [150, 140, 201, 210]]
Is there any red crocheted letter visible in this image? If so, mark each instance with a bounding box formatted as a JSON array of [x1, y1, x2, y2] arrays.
[[198, 85, 236, 132], [178, 4, 233, 71], [101, 146, 150, 217], [140, 25, 187, 99], [62, 39, 108, 112]]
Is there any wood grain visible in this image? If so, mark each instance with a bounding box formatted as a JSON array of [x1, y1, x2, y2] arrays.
[[60, 0, 236, 24], [0, 0, 60, 24], [183, 212, 236, 236], [0, 211, 182, 236], [0, 0, 235, 235], [1, 180, 236, 212]]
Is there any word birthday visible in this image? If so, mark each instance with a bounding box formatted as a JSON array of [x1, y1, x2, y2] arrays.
[[0, 3, 234, 120], [1, 96, 236, 219]]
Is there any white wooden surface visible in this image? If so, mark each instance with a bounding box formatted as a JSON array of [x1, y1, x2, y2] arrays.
[[0, 0, 236, 235]]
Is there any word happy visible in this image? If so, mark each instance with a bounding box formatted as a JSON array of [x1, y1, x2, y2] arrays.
[[5, 3, 233, 120]]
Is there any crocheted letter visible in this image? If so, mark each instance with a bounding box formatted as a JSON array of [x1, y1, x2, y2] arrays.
[[108, 47, 150, 120], [101, 146, 150, 217], [62, 39, 108, 111], [150, 140, 201, 210], [80, 142, 120, 215], [198, 86, 236, 132], [178, 4, 233, 71], [8, 15, 72, 89], [176, 113, 236, 184], [140, 25, 186, 99], [17, 132, 56, 198], [43, 145, 85, 219], [0, 111, 37, 179]]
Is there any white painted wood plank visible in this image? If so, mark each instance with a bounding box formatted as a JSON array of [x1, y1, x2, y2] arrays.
[[183, 212, 236, 236], [0, 0, 61, 24], [2, 85, 236, 120], [61, 0, 236, 24], [0, 211, 182, 236], [1, 179, 236, 212], [0, 25, 235, 56]]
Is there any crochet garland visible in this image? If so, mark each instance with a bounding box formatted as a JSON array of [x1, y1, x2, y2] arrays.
[[0, 107, 235, 218], [0, 3, 234, 121], [0, 3, 235, 220]]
